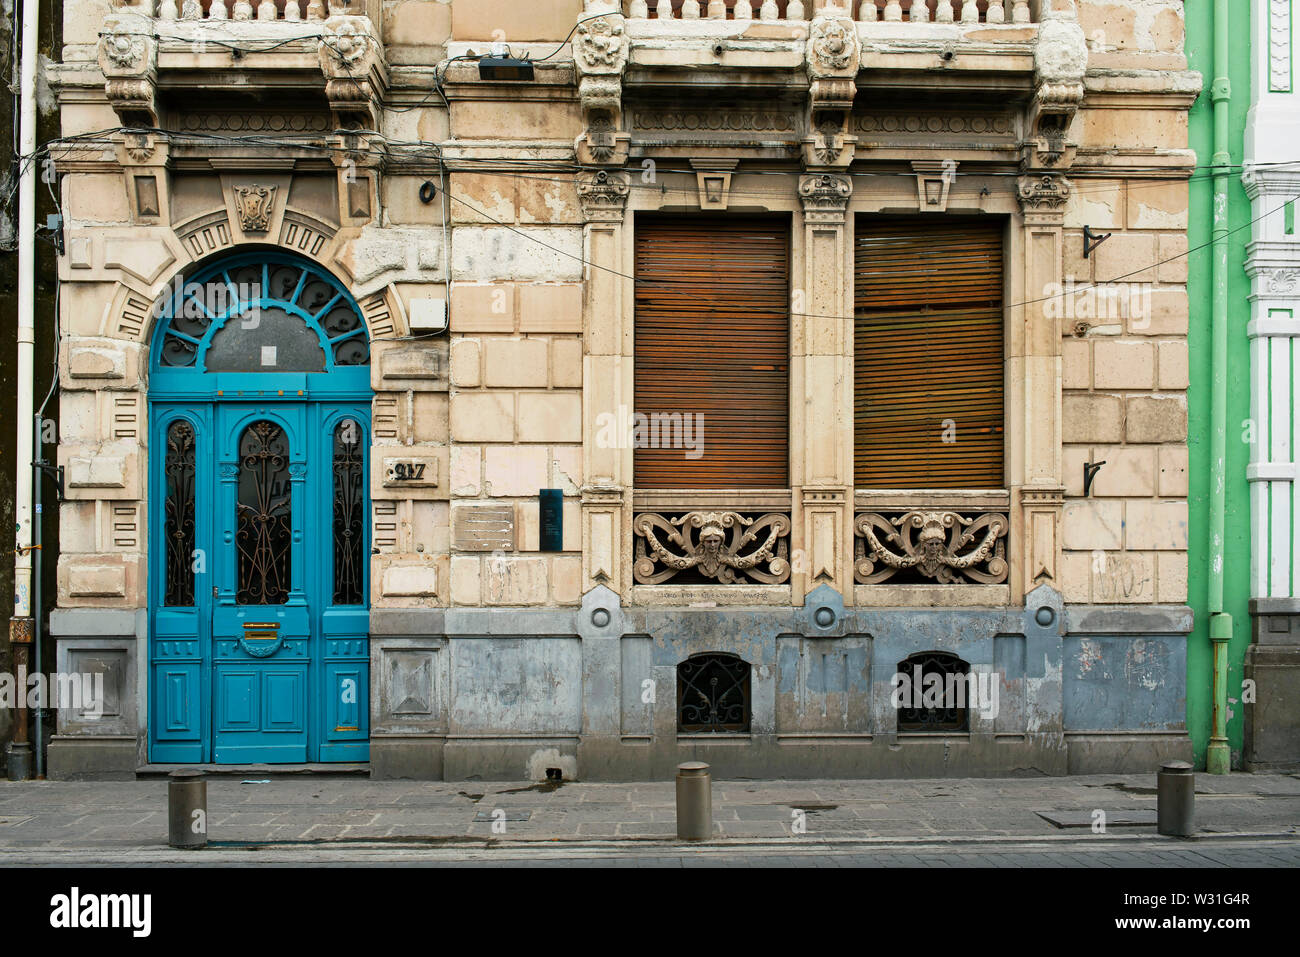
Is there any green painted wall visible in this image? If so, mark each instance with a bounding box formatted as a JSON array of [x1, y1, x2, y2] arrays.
[[1184, 2, 1253, 769]]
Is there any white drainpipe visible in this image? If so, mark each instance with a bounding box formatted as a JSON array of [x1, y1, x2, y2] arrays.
[[12, 0, 40, 691]]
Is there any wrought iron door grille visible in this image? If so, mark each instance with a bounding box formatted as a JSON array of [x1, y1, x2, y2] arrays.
[[895, 651, 971, 733], [163, 420, 197, 606], [677, 653, 752, 733], [332, 419, 365, 605], [235, 420, 292, 605]]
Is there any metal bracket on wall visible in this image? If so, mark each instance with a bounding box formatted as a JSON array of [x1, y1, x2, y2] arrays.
[[1083, 460, 1106, 497], [1083, 225, 1112, 258], [35, 460, 65, 502]]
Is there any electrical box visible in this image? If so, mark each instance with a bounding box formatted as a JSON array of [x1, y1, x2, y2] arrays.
[[409, 298, 448, 333]]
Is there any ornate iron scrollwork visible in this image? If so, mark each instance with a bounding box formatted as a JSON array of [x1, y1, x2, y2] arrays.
[[633, 510, 791, 585], [854, 510, 1009, 584], [677, 653, 751, 733], [332, 419, 364, 606], [236, 421, 292, 605], [163, 420, 197, 606]]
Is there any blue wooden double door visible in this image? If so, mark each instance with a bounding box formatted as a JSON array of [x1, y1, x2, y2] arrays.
[[150, 401, 370, 764]]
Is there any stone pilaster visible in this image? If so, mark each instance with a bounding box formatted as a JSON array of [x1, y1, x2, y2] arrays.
[[578, 171, 633, 595], [796, 173, 853, 600], [1012, 173, 1071, 598]]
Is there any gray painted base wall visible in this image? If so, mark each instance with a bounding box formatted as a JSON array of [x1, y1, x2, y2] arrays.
[[47, 586, 1194, 780], [1245, 599, 1300, 772]]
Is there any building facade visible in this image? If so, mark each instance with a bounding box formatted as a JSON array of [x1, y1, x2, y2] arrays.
[[1241, 0, 1300, 771], [45, 0, 1200, 780]]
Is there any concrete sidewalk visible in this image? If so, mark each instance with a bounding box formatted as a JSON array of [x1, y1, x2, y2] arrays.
[[1, 772, 1297, 858]]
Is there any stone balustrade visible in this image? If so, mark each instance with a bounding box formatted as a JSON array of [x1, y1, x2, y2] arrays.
[[623, 0, 1035, 23], [111, 0, 366, 22]]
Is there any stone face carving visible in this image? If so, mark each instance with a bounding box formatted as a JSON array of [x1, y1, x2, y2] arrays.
[[798, 172, 853, 223], [577, 170, 631, 222], [232, 185, 277, 232], [1017, 173, 1071, 210], [854, 511, 1010, 585], [633, 511, 792, 585]]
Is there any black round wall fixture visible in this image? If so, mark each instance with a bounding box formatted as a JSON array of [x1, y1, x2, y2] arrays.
[[418, 181, 437, 205]]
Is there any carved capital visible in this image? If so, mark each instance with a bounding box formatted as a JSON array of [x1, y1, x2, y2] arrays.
[[798, 173, 853, 224], [1017, 173, 1071, 212], [577, 170, 631, 223]]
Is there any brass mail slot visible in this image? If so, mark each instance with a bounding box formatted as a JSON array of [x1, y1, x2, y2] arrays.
[[243, 622, 280, 640]]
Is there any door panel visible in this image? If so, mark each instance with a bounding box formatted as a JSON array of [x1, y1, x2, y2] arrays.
[[150, 400, 370, 764], [212, 408, 311, 761]]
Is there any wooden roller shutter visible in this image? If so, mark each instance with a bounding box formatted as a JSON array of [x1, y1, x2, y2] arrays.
[[635, 216, 790, 489], [854, 217, 1005, 488]]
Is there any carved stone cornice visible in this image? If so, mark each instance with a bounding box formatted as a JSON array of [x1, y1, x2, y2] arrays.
[[574, 9, 630, 167], [577, 170, 631, 223], [1025, 4, 1087, 170], [98, 15, 158, 127], [803, 12, 860, 169], [318, 15, 389, 131], [798, 173, 853, 225], [1017, 173, 1071, 214]]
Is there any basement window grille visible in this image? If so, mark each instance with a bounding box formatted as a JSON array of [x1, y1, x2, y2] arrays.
[[896, 651, 971, 733], [678, 653, 752, 733]]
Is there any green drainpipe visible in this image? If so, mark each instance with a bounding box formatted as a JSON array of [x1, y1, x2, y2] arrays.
[[1206, 0, 1233, 775]]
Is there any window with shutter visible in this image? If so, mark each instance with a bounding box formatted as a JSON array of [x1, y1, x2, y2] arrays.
[[854, 217, 1006, 489], [634, 215, 791, 490]]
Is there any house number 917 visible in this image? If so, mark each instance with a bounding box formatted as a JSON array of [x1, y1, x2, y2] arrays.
[[392, 463, 426, 481]]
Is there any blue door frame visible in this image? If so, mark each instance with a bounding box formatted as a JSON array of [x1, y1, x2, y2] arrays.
[[147, 252, 372, 764]]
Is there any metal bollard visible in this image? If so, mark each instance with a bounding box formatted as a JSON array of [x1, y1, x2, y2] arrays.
[[675, 761, 712, 841], [1157, 760, 1195, 837], [168, 769, 208, 849]]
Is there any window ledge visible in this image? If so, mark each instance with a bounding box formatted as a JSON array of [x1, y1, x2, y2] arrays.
[[632, 585, 792, 606], [855, 584, 1011, 608]]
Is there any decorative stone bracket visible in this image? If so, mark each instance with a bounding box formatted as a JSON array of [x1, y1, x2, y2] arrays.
[[803, 11, 860, 169], [575, 5, 630, 166], [854, 510, 1010, 585], [1025, 1, 1087, 170], [318, 15, 389, 131], [99, 15, 160, 128]]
